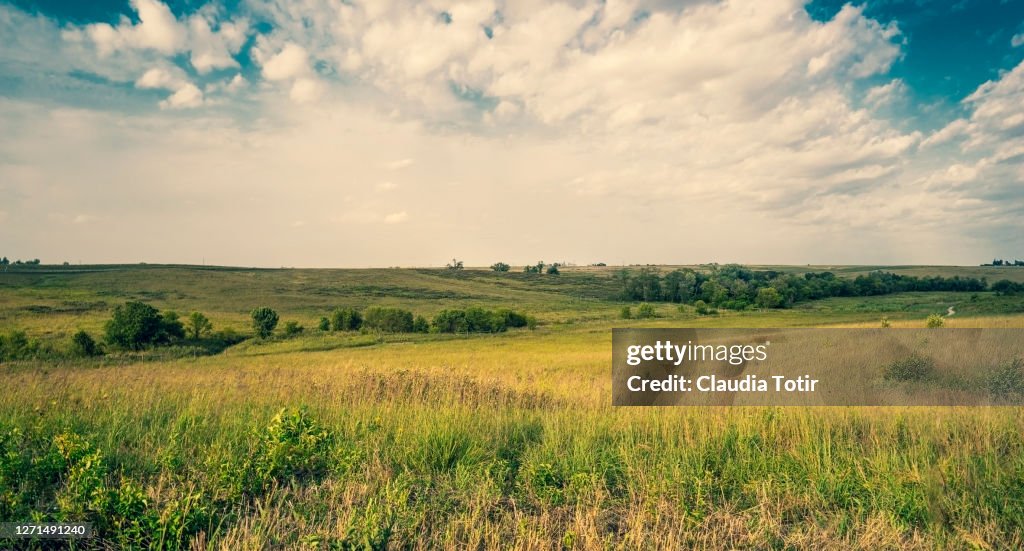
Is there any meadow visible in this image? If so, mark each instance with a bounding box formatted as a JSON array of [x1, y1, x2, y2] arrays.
[[1, 264, 1024, 549]]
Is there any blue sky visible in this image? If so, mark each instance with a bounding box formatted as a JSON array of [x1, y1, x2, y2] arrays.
[[1, 0, 1023, 266]]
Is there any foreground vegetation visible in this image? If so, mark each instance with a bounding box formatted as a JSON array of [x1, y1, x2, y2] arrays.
[[1, 264, 1024, 549]]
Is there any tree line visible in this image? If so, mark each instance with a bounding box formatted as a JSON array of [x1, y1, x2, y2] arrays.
[[614, 265, 996, 309]]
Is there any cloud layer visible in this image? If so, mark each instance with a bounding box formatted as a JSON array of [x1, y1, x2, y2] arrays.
[[0, 0, 1021, 266]]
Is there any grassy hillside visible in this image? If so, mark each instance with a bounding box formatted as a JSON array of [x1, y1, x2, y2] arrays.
[[1, 265, 1024, 549]]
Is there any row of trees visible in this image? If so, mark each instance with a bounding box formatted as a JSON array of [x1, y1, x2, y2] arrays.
[[615, 265, 993, 309], [320, 305, 536, 334], [0, 257, 40, 266], [446, 259, 562, 275], [985, 259, 1024, 266]]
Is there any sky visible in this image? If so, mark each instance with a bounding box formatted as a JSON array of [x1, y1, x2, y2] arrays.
[[1, 0, 1023, 267]]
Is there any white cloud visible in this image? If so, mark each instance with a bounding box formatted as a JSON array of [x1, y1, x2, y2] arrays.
[[135, 66, 203, 108], [261, 42, 309, 81], [187, 15, 248, 73], [135, 66, 188, 90], [84, 0, 186, 56], [864, 79, 906, 107], [1, 1, 1021, 264], [289, 78, 324, 103], [1012, 33, 1024, 48], [159, 83, 204, 109]]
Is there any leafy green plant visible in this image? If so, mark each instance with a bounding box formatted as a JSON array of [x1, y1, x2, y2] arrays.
[[250, 307, 279, 339], [70, 330, 101, 357], [987, 358, 1024, 398], [884, 353, 935, 381]]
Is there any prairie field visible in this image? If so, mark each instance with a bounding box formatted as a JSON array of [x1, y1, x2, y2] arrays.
[[2, 265, 1024, 549]]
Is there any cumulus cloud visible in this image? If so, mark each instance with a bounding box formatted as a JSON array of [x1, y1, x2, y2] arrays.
[[134, 66, 204, 108], [260, 42, 310, 81], [0, 0, 1021, 264], [66, 0, 247, 74]]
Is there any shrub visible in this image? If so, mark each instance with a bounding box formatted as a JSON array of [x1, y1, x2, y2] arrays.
[[104, 301, 183, 350], [884, 353, 934, 381], [546, 263, 560, 275], [881, 317, 891, 328], [490, 262, 510, 272], [412, 315, 430, 333], [0, 330, 38, 361], [250, 307, 279, 339], [318, 317, 331, 331], [636, 303, 656, 318], [363, 307, 414, 332], [331, 307, 362, 331], [693, 300, 716, 315], [70, 330, 100, 357], [926, 314, 944, 328], [496, 309, 529, 328], [282, 321, 304, 337], [620, 306, 632, 319], [987, 358, 1024, 398], [432, 308, 530, 333], [186, 311, 213, 340]]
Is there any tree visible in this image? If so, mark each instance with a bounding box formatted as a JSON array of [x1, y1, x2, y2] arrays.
[[636, 303, 656, 318], [104, 301, 172, 349], [490, 262, 510, 272], [186, 311, 213, 340], [446, 258, 464, 270], [251, 307, 279, 338], [0, 257, 7, 266], [546, 263, 560, 275], [362, 307, 414, 332], [412, 315, 430, 333], [331, 307, 362, 331], [620, 306, 632, 319], [71, 330, 100, 357], [318, 317, 331, 331], [158, 311, 185, 342], [755, 287, 782, 309], [283, 321, 304, 337]]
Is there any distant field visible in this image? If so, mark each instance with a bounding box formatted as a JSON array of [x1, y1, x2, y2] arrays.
[[1, 265, 1024, 549]]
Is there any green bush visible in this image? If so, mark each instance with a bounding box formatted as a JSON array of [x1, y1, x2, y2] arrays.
[[363, 307, 414, 332], [412, 315, 430, 333], [693, 300, 717, 316], [0, 330, 38, 361], [490, 262, 510, 272], [330, 307, 362, 331], [884, 353, 935, 381], [620, 306, 632, 319], [636, 303, 656, 318], [318, 317, 331, 331], [987, 358, 1024, 398], [186, 311, 213, 340], [104, 301, 183, 350], [926, 314, 944, 328], [70, 330, 101, 357], [250, 307, 279, 339], [282, 321, 304, 337], [431, 308, 530, 333]]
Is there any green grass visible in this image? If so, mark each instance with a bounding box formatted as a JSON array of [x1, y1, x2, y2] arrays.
[[2, 265, 1024, 549]]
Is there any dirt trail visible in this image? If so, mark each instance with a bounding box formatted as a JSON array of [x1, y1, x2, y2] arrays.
[[946, 306, 956, 317]]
